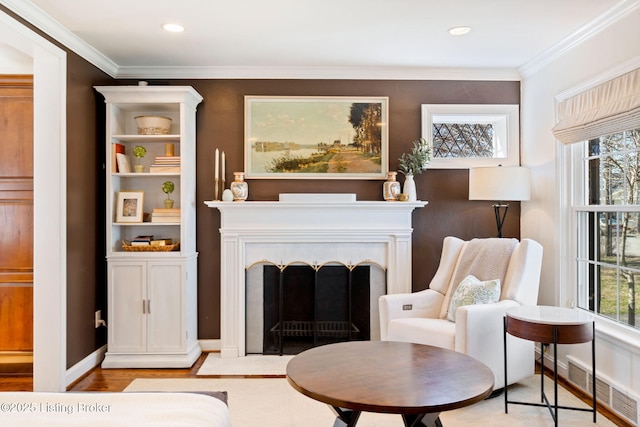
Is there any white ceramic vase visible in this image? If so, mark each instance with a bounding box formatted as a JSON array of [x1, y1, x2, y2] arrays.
[[403, 175, 417, 202]]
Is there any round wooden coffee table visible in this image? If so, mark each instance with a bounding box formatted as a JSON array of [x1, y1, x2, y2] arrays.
[[286, 341, 494, 427]]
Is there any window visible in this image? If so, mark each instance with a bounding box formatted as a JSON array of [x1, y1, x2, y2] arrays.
[[421, 104, 519, 169], [575, 128, 640, 329]]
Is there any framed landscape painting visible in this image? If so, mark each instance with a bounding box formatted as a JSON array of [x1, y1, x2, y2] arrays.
[[245, 96, 388, 179]]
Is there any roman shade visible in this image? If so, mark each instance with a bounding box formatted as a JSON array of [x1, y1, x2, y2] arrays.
[[552, 68, 640, 144]]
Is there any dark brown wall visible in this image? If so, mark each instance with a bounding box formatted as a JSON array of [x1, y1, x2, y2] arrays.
[[152, 79, 521, 339], [65, 52, 113, 367]]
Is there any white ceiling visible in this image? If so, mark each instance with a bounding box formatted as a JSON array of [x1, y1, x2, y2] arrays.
[[2, 0, 632, 79]]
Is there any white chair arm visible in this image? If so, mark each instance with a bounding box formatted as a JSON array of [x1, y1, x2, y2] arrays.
[[454, 300, 522, 389], [456, 300, 520, 341], [455, 300, 533, 389], [379, 289, 444, 340], [454, 300, 519, 350]]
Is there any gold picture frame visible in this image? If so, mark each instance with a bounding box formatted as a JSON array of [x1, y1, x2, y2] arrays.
[[245, 96, 389, 179]]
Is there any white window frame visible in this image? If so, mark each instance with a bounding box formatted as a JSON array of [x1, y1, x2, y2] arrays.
[[421, 104, 519, 169], [568, 133, 640, 339]]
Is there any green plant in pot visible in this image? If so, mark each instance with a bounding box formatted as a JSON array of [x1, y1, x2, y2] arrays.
[[398, 137, 431, 202], [162, 181, 175, 208], [398, 137, 430, 177], [133, 145, 147, 173]]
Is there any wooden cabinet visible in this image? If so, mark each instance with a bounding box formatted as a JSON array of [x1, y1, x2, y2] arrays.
[[0, 75, 33, 353], [95, 86, 202, 368]]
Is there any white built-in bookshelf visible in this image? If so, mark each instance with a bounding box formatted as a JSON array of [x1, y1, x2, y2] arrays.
[[95, 85, 202, 368]]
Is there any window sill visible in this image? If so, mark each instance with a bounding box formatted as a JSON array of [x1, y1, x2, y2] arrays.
[[593, 314, 640, 353]]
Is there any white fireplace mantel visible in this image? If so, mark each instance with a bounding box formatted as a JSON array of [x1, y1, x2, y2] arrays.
[[205, 197, 427, 358]]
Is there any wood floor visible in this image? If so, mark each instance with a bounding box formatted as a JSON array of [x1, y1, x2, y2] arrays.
[[0, 352, 632, 426]]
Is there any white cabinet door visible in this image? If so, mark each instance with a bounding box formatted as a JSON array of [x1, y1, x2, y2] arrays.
[[147, 262, 185, 352], [108, 262, 146, 353]]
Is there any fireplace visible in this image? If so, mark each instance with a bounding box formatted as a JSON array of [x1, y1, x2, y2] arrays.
[[247, 263, 386, 355], [206, 194, 426, 358]]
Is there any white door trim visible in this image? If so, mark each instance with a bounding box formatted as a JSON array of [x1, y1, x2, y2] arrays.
[[0, 10, 67, 391]]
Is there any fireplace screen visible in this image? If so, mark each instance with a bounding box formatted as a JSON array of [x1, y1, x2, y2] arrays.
[[245, 262, 385, 355]]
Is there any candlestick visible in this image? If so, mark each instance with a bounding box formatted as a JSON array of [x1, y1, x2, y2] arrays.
[[221, 151, 226, 191], [214, 148, 220, 200], [214, 148, 219, 181]]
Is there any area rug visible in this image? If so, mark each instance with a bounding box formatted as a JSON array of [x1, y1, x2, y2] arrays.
[[196, 353, 294, 376], [124, 376, 617, 427]]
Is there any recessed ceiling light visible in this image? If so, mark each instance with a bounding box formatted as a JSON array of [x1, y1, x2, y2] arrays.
[[162, 23, 184, 33], [448, 26, 472, 36]]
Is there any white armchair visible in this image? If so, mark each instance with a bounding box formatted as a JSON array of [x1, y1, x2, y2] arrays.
[[379, 236, 543, 391]]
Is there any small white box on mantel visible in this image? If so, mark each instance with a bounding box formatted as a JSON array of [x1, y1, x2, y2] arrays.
[[278, 193, 356, 202]]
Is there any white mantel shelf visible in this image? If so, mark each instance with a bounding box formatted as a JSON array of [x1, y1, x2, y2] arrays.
[[205, 198, 427, 358], [204, 200, 427, 230]]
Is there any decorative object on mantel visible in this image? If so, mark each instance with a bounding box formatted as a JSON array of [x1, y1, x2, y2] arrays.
[[383, 171, 401, 201], [402, 175, 417, 202], [222, 189, 234, 202], [214, 148, 227, 201], [231, 172, 248, 201], [398, 137, 431, 202]]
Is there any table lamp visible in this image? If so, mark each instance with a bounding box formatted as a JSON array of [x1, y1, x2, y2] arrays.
[[468, 165, 531, 238]]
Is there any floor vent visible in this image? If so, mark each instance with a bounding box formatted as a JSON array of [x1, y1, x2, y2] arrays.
[[613, 388, 638, 423], [567, 357, 638, 425], [568, 361, 587, 390], [591, 377, 612, 406]]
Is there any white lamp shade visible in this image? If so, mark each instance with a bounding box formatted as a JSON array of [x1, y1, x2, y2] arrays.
[[469, 166, 531, 201]]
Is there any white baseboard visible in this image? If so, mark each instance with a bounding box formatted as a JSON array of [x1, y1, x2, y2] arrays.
[[65, 345, 106, 387], [198, 339, 221, 352], [64, 340, 219, 386]]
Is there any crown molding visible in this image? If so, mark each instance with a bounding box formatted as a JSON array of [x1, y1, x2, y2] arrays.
[[555, 55, 640, 101], [1, 0, 118, 77], [7, 0, 633, 82], [115, 65, 521, 81], [519, 0, 640, 78], [1, 1, 520, 81]]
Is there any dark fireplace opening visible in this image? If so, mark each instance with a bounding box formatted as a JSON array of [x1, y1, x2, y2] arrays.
[[261, 264, 370, 355]]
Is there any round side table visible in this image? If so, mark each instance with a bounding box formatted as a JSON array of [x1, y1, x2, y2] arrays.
[[504, 305, 596, 426]]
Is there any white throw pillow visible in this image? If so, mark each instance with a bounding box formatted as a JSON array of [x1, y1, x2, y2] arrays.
[[446, 274, 501, 322]]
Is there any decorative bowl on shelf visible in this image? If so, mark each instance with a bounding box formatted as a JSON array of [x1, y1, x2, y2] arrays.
[[134, 116, 172, 135]]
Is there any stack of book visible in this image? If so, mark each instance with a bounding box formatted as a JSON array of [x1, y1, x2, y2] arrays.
[[112, 143, 129, 172], [130, 235, 153, 246], [149, 155, 181, 173], [129, 235, 173, 246], [150, 238, 173, 247], [151, 208, 181, 223]]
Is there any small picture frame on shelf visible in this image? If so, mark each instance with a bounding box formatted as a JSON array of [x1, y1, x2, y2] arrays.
[[116, 191, 144, 223]]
